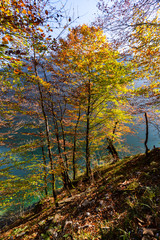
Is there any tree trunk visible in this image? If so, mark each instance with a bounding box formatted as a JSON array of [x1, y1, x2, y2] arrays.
[[52, 109, 72, 194], [144, 112, 149, 155], [107, 138, 119, 160], [41, 145, 48, 196], [72, 106, 81, 180], [59, 118, 68, 169], [38, 81, 58, 206], [38, 82, 58, 207], [41, 66, 72, 193], [107, 121, 119, 161], [86, 79, 91, 177], [33, 58, 58, 207]]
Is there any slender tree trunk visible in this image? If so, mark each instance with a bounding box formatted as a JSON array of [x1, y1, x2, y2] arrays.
[[59, 118, 68, 169], [107, 122, 119, 161], [51, 106, 72, 195], [144, 112, 149, 155], [58, 102, 68, 168], [57, 103, 73, 191], [41, 145, 48, 196], [72, 106, 81, 180], [107, 138, 119, 160], [38, 81, 58, 206], [38, 83, 58, 206], [41, 66, 72, 193], [33, 58, 58, 207], [86, 79, 91, 177]]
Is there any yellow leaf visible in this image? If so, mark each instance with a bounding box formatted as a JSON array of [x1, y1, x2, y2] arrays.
[[38, 28, 43, 32]]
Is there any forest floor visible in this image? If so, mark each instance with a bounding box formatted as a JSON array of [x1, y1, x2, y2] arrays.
[[0, 147, 160, 240]]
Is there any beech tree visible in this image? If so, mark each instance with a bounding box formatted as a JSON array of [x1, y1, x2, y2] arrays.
[[130, 16, 160, 146], [96, 0, 160, 150], [96, 0, 160, 95], [0, 0, 75, 209], [53, 24, 133, 177], [96, 0, 160, 47]]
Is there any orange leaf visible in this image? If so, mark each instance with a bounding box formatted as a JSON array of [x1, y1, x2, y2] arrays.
[[20, 1, 25, 7], [22, 9, 27, 14], [2, 37, 8, 44], [5, 35, 13, 41], [38, 28, 43, 32], [14, 69, 20, 74]]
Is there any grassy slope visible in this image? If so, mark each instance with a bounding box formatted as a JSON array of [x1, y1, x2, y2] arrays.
[[0, 147, 160, 240]]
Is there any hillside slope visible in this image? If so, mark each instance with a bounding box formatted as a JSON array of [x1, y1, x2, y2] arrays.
[[1, 147, 160, 240]]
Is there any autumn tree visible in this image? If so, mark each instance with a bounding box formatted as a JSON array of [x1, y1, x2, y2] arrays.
[[96, 0, 160, 150], [96, 0, 160, 47], [53, 24, 133, 177], [96, 0, 160, 99], [0, 0, 75, 209]]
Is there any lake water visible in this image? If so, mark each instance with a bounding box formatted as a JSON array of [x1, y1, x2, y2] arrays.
[[124, 120, 159, 155], [0, 115, 159, 215]]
